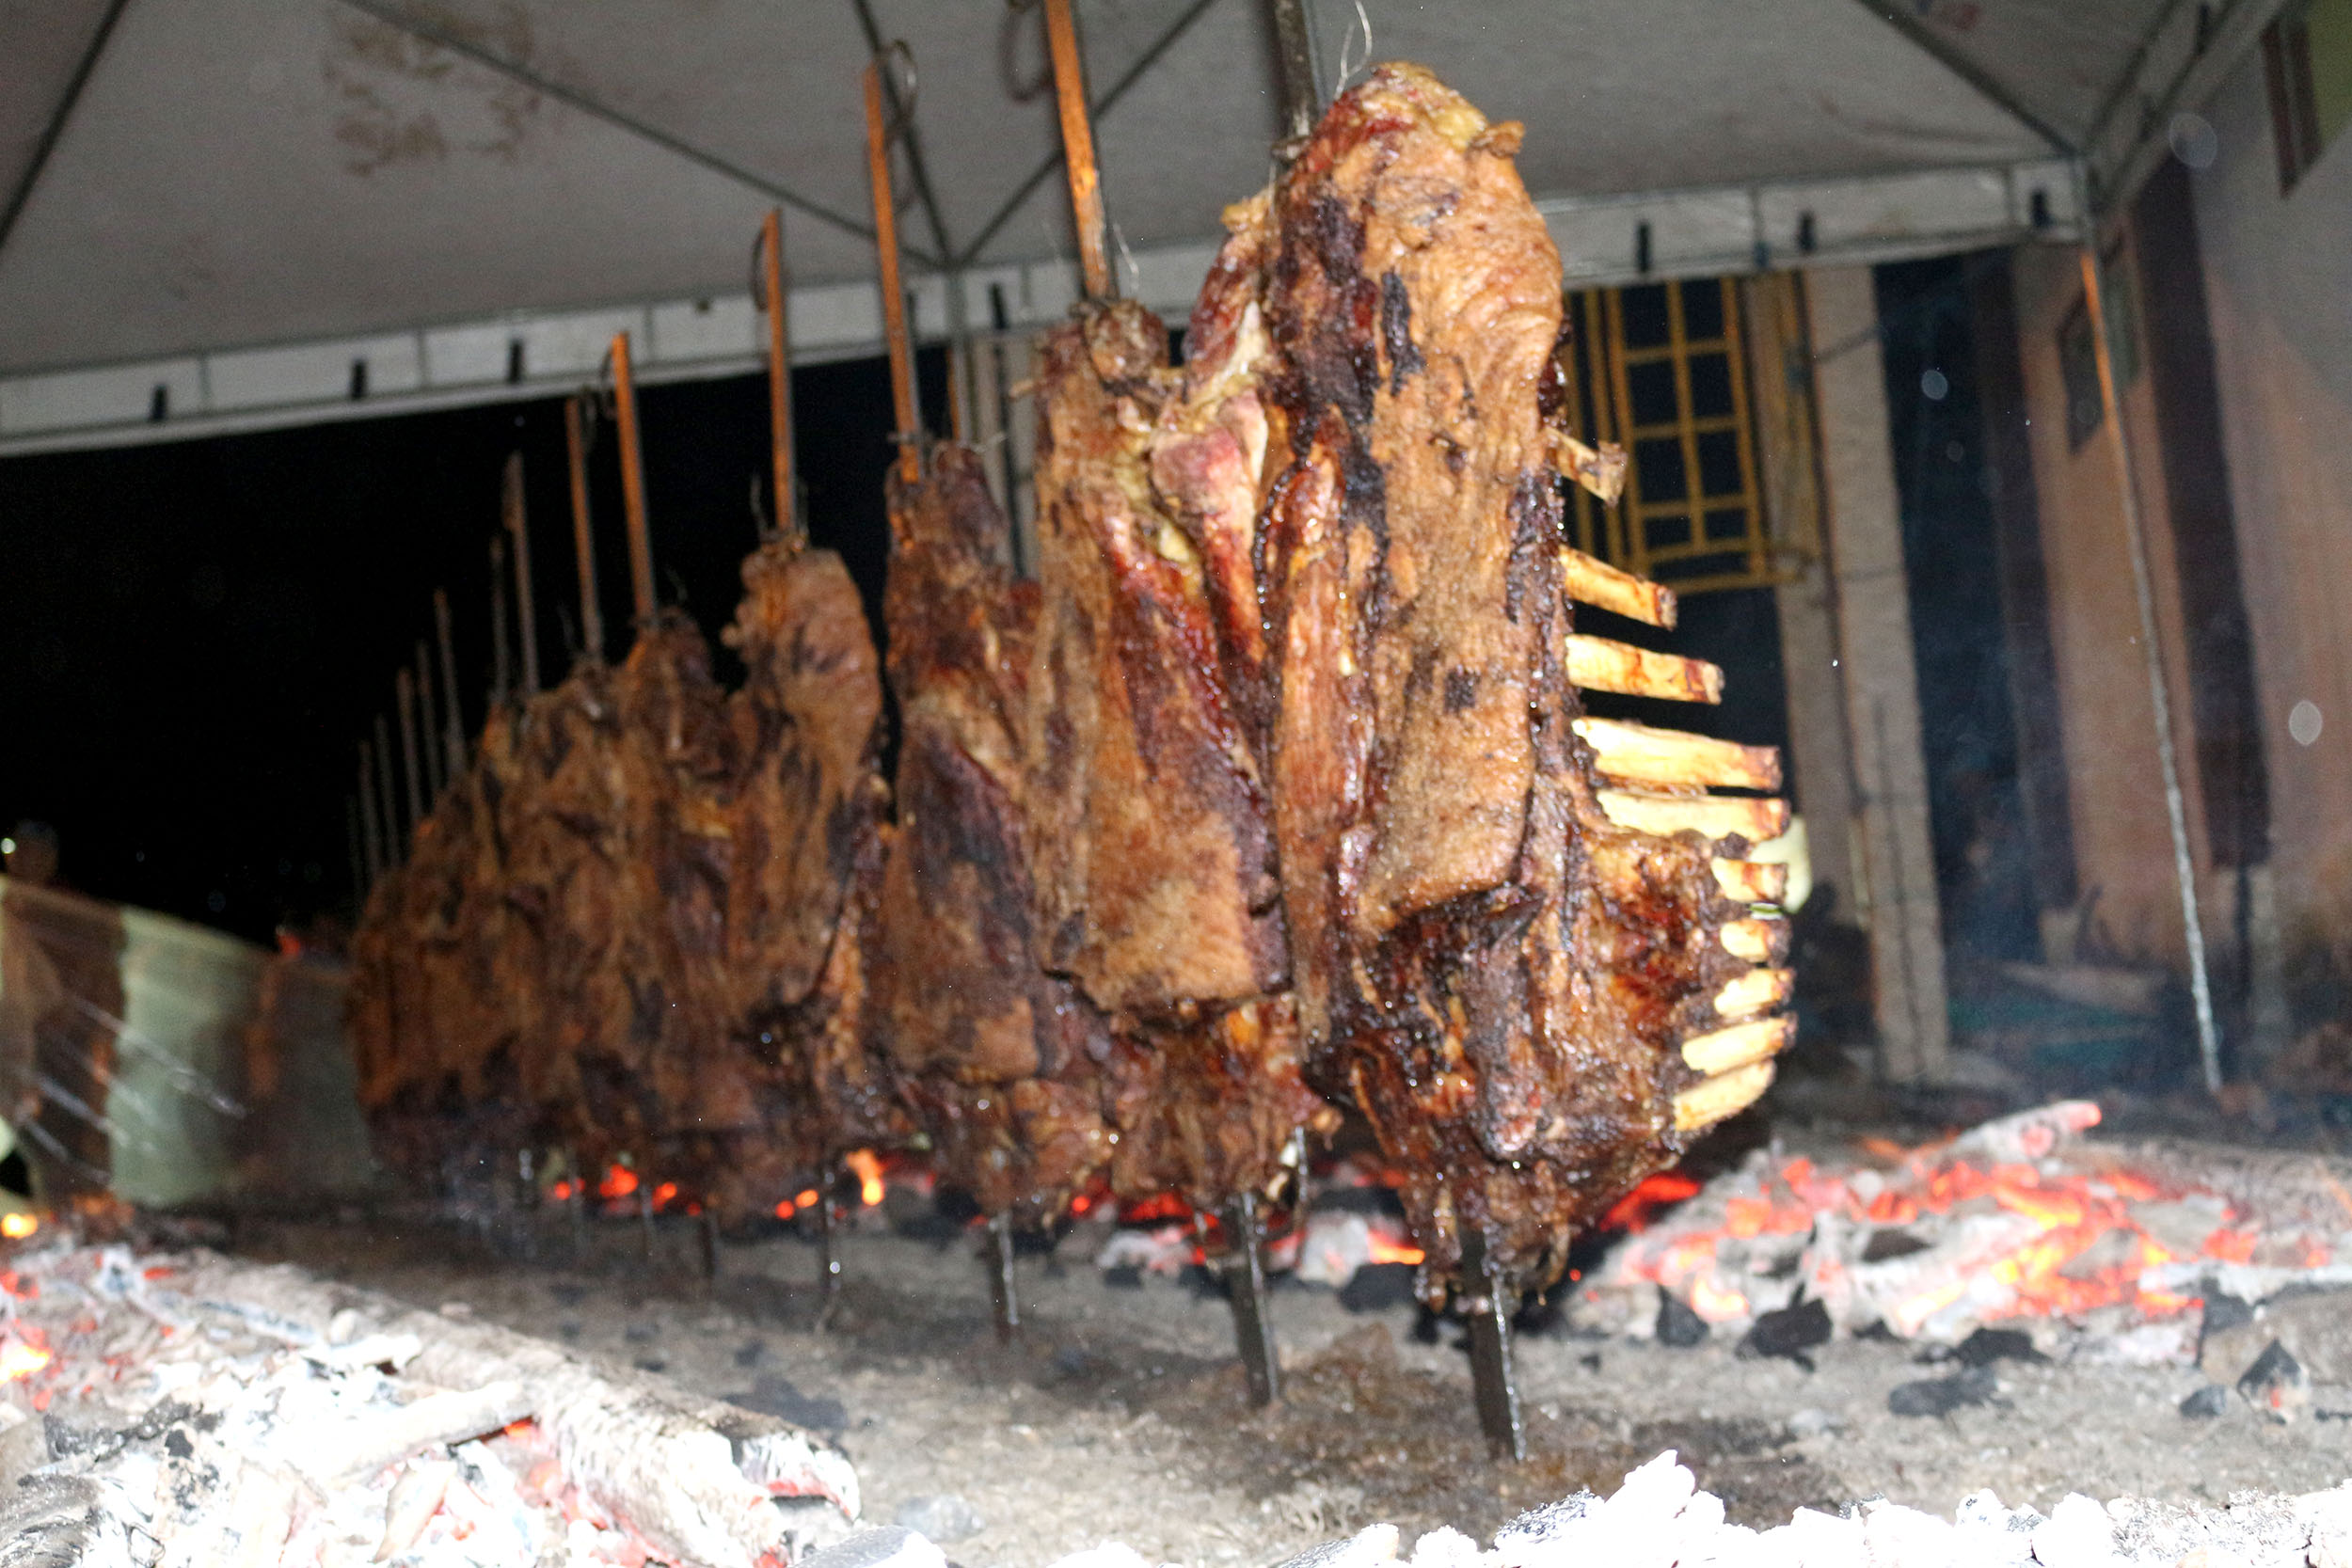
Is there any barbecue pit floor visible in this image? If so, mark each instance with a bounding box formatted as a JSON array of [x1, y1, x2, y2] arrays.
[[214, 1206, 2352, 1568]]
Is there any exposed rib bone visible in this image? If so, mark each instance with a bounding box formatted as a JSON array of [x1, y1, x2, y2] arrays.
[[1713, 968, 1794, 1020], [1595, 790, 1789, 843], [1721, 916, 1788, 963], [1680, 1015, 1794, 1075], [1565, 636, 1721, 702], [1552, 430, 1628, 505], [1574, 718, 1780, 790], [1556, 548, 1677, 628], [1673, 1059, 1775, 1132], [1711, 858, 1788, 904]]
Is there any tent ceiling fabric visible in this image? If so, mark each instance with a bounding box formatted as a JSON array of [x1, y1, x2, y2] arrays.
[[0, 0, 2185, 385]]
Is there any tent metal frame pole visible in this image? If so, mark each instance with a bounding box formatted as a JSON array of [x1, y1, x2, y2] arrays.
[[1850, 0, 2076, 156], [2074, 211, 2223, 1092], [0, 0, 133, 265]]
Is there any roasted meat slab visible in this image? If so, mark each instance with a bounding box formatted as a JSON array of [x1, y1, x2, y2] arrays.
[[865, 447, 1118, 1223], [1025, 300, 1322, 1208]]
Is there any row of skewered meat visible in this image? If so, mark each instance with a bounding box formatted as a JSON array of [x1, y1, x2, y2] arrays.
[[349, 64, 1797, 1301]]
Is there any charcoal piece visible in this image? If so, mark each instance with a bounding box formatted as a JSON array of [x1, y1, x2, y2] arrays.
[[1952, 1327, 2045, 1368], [2179, 1383, 2229, 1418], [2200, 1291, 2253, 1336], [1887, 1365, 1998, 1418], [1738, 1297, 1832, 1367], [726, 1373, 849, 1436], [1861, 1227, 1931, 1262], [1655, 1289, 1710, 1348], [733, 1339, 766, 1368], [1103, 1263, 1145, 1291], [2236, 1338, 2310, 1423], [1340, 1261, 1418, 1313]]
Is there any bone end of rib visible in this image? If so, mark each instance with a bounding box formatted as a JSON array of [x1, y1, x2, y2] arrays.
[[1721, 916, 1788, 963], [1713, 967, 1794, 1020], [1596, 789, 1789, 844], [1675, 1059, 1775, 1132], [1556, 548, 1677, 628], [1682, 1014, 1794, 1075], [1711, 857, 1789, 904], [1554, 432, 1629, 506], [1575, 717, 1781, 790], [1565, 635, 1721, 702]]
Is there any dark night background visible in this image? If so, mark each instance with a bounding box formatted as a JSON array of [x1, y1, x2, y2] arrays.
[[0, 348, 950, 944]]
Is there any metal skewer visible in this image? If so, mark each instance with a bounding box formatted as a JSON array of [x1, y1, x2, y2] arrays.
[[863, 48, 922, 485], [1042, 0, 1113, 301], [434, 588, 468, 775], [758, 209, 802, 546], [394, 668, 425, 838], [611, 335, 658, 626], [1460, 1226, 1525, 1461], [985, 1212, 1020, 1341], [488, 533, 512, 708], [563, 396, 605, 664], [503, 452, 542, 693], [1219, 1192, 1282, 1405]]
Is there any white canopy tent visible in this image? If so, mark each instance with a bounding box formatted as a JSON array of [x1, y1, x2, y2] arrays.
[[0, 0, 2276, 453]]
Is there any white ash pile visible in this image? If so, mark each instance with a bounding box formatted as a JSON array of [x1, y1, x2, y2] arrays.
[[1575, 1101, 2352, 1376], [0, 1243, 858, 1566], [807, 1453, 2352, 1568]]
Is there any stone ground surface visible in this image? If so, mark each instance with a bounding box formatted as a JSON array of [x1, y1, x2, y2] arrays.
[[219, 1204, 2352, 1568]]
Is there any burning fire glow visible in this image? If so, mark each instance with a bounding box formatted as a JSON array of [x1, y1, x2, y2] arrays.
[[0, 1213, 37, 1241], [844, 1149, 885, 1208], [1600, 1104, 2325, 1338], [0, 1328, 50, 1383], [596, 1164, 639, 1202]]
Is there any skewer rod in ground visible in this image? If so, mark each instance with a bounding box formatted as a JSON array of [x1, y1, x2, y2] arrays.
[[1460, 1227, 1524, 1461], [611, 336, 657, 626], [503, 452, 542, 693], [985, 1213, 1020, 1341], [564, 398, 605, 661], [863, 59, 921, 484], [1220, 1193, 1282, 1407], [1043, 0, 1113, 301], [355, 746, 385, 885]]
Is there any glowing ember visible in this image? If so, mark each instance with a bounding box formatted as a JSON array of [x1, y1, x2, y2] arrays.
[[596, 1164, 639, 1201], [0, 1213, 37, 1241], [0, 1329, 50, 1382], [844, 1148, 885, 1208], [1366, 1233, 1426, 1267], [1594, 1101, 2337, 1341]]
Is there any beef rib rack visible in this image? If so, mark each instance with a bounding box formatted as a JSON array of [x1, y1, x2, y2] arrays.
[[1171, 62, 1794, 1295]]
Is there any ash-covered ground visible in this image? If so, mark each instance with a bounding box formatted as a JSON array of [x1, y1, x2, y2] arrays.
[[219, 1191, 2352, 1568]]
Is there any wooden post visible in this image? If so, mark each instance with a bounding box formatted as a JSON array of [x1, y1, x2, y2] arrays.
[[759, 210, 801, 545], [503, 453, 542, 694], [563, 397, 605, 662], [356, 743, 386, 885], [488, 533, 512, 707], [863, 56, 922, 484], [434, 588, 466, 776], [374, 715, 403, 862], [413, 641, 443, 798], [1042, 0, 1112, 301], [611, 335, 657, 624], [394, 670, 425, 838], [2080, 244, 2223, 1092]]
